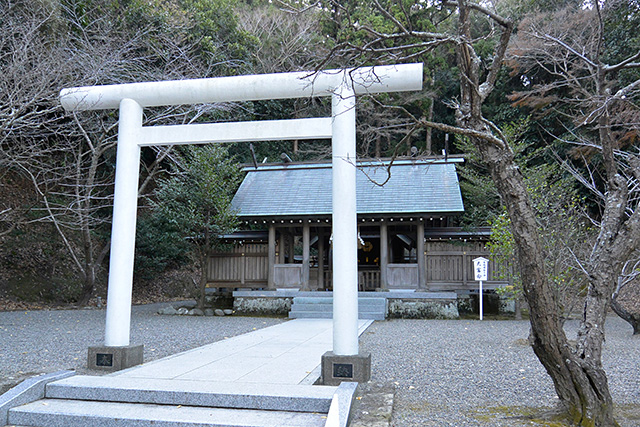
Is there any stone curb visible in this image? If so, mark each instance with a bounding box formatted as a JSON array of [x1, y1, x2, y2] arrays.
[[325, 382, 358, 427], [348, 382, 395, 427], [0, 370, 75, 426]]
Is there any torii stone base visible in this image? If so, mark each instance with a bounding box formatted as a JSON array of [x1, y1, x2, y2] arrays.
[[321, 351, 371, 386], [87, 345, 144, 372]]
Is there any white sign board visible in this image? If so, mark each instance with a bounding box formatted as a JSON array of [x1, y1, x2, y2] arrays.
[[473, 257, 489, 320], [473, 257, 489, 281]]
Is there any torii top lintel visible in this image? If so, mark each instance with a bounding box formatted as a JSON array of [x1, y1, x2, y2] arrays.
[[60, 63, 423, 111]]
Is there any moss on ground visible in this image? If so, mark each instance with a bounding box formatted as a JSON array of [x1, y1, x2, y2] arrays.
[[469, 404, 640, 426]]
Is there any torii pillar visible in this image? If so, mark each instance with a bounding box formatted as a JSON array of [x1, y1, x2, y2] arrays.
[[60, 64, 423, 375]]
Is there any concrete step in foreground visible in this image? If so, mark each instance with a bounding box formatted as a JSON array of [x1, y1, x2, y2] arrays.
[[288, 311, 334, 319], [7, 375, 339, 427], [45, 375, 336, 412], [9, 399, 327, 427]]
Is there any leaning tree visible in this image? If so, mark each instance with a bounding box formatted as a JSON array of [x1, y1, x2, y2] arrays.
[[509, 1, 640, 343], [279, 0, 639, 425]]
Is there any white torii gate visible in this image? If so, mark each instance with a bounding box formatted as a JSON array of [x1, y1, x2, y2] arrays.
[[60, 64, 423, 366]]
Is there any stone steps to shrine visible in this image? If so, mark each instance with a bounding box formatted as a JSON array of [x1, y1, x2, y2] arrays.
[[5, 375, 356, 427], [288, 296, 387, 320]]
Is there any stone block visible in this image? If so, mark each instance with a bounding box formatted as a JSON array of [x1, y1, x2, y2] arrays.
[[321, 351, 371, 386], [233, 296, 293, 316], [388, 299, 459, 319], [177, 300, 197, 309], [157, 306, 177, 315], [87, 345, 143, 372]]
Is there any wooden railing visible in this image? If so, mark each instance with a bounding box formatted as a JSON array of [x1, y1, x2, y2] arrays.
[[358, 270, 380, 291], [207, 243, 268, 287], [207, 241, 510, 291]]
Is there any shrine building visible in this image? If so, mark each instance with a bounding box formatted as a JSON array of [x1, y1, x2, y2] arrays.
[[206, 157, 501, 295]]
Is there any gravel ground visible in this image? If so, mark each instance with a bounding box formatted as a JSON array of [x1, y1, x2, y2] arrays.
[[359, 316, 640, 426], [0, 302, 284, 394], [1, 305, 638, 426]]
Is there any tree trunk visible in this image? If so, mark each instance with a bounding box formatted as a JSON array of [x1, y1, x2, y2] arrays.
[[77, 268, 96, 306], [611, 276, 640, 335], [451, 0, 618, 420], [476, 141, 618, 426], [198, 259, 207, 310], [425, 97, 434, 155], [611, 292, 640, 335], [514, 298, 522, 321], [197, 219, 211, 310]]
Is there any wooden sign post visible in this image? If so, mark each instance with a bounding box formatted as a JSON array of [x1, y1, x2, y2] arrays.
[[473, 257, 489, 320]]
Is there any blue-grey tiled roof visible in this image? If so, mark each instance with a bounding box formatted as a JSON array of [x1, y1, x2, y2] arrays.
[[231, 160, 464, 218]]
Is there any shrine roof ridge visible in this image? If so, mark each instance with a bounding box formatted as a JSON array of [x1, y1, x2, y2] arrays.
[[240, 156, 465, 172]]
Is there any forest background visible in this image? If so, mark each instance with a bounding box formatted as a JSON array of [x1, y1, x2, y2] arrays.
[[1, 0, 638, 330], [3, 0, 637, 322]]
